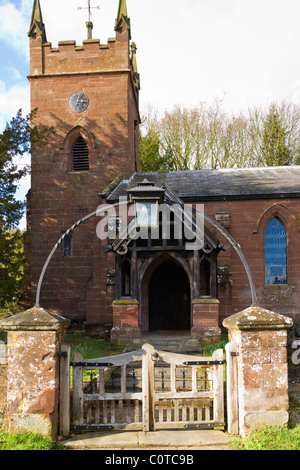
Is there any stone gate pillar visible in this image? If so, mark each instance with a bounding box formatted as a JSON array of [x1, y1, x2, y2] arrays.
[[223, 305, 293, 437], [0, 307, 70, 440], [110, 300, 141, 344]]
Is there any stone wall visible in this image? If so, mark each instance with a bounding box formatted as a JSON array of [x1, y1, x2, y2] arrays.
[[0, 366, 7, 431], [0, 340, 7, 430]]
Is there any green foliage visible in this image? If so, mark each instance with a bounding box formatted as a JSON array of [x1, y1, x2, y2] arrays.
[[230, 425, 300, 450], [261, 104, 291, 166], [139, 129, 161, 171], [0, 109, 55, 309], [0, 108, 55, 229], [65, 333, 124, 359], [139, 126, 175, 172], [202, 333, 228, 356], [0, 431, 66, 450], [0, 229, 26, 309]]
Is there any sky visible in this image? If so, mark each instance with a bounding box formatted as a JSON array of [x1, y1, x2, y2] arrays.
[[1, 0, 300, 228]]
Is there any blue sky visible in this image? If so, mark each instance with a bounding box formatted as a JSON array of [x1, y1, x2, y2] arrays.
[[0, 0, 31, 129], [1, 0, 300, 228]]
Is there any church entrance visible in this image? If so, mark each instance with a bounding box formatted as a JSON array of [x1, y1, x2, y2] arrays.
[[148, 260, 191, 332]]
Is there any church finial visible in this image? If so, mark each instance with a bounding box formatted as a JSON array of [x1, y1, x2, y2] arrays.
[[117, 0, 128, 21], [115, 0, 130, 33], [28, 0, 47, 42]]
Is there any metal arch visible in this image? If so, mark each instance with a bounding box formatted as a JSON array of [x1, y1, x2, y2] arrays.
[[34, 199, 259, 309], [34, 201, 129, 307]]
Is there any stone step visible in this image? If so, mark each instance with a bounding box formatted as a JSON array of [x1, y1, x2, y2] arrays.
[[126, 334, 204, 354]]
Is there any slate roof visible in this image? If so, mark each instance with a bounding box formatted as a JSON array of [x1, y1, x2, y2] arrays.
[[107, 166, 300, 202]]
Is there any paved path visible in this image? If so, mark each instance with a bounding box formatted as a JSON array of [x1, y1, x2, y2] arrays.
[[64, 429, 232, 450]]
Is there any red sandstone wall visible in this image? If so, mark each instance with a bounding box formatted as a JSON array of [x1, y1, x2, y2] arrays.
[[202, 198, 300, 323], [28, 23, 139, 326], [0, 366, 7, 430]]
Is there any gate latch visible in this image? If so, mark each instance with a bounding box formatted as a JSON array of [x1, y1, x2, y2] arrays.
[[151, 352, 160, 362]]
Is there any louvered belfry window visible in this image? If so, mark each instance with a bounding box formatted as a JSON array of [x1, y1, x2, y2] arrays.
[[265, 217, 287, 285], [72, 136, 89, 171]]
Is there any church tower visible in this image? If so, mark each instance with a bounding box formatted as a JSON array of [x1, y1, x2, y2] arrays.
[[27, 0, 140, 332]]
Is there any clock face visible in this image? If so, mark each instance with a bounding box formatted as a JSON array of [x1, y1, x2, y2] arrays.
[[68, 92, 89, 113]]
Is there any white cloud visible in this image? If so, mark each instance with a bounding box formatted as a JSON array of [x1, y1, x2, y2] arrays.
[[4, 66, 23, 82], [0, 1, 30, 60], [0, 81, 30, 130]]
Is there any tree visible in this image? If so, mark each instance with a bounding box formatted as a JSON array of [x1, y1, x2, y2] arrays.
[[0, 109, 54, 310], [262, 105, 289, 165], [139, 128, 166, 172], [139, 107, 175, 171], [0, 228, 25, 312], [160, 105, 200, 170], [249, 102, 300, 167], [140, 100, 300, 170]]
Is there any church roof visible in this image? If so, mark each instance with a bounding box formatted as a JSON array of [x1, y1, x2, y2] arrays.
[[107, 166, 300, 202]]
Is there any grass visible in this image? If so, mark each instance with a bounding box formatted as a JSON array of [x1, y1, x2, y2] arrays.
[[202, 332, 228, 356], [0, 431, 66, 450], [230, 425, 300, 450], [229, 394, 300, 450], [64, 333, 125, 359]]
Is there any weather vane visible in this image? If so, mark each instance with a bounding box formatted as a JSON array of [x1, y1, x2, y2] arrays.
[[78, 0, 100, 39]]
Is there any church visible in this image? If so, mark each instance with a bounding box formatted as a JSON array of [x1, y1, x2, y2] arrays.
[[27, 0, 300, 345]]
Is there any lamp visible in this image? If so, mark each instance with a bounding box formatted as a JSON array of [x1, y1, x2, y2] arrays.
[[127, 179, 165, 229]]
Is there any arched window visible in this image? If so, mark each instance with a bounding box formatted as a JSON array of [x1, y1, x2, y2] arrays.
[[72, 136, 89, 171], [265, 217, 287, 285], [62, 233, 72, 257]]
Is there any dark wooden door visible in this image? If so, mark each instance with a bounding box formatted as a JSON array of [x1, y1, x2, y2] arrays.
[[148, 260, 190, 331]]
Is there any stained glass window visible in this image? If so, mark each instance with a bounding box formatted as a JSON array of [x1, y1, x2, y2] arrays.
[[265, 218, 287, 285]]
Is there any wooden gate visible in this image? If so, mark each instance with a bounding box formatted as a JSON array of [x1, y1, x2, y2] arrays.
[[59, 343, 225, 435]]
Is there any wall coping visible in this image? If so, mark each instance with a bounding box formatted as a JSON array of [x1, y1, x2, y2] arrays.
[[0, 307, 70, 332], [223, 305, 293, 331], [192, 298, 220, 305]]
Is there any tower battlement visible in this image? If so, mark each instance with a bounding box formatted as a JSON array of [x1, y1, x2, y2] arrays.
[[29, 35, 130, 77], [28, 0, 138, 90]]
